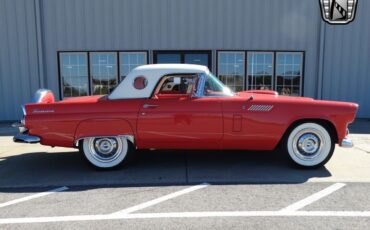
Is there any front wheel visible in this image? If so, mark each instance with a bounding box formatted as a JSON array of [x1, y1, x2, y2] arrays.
[[285, 122, 335, 168], [80, 136, 133, 169]]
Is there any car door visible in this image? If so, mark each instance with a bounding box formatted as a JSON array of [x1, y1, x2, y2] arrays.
[[136, 74, 223, 149]]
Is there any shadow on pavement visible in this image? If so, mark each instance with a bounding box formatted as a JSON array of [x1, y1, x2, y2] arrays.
[[0, 149, 332, 192]]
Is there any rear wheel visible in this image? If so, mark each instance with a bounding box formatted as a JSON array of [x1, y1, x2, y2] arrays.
[[80, 136, 133, 169], [285, 122, 335, 168]]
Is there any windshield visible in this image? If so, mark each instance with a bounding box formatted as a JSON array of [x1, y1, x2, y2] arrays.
[[203, 73, 234, 96]]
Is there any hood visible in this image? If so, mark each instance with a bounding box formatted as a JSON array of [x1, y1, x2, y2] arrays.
[[238, 90, 314, 101]]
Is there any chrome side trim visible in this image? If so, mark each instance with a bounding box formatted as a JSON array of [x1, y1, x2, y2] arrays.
[[248, 105, 274, 112], [13, 134, 40, 144], [75, 135, 135, 147], [341, 138, 353, 148]]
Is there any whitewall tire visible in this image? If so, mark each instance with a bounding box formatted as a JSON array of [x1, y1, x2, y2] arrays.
[[80, 136, 132, 169], [285, 122, 335, 168]]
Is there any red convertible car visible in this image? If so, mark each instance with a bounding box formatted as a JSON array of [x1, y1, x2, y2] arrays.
[[13, 64, 358, 169]]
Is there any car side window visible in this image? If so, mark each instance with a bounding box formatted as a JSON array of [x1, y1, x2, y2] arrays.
[[156, 75, 198, 95]]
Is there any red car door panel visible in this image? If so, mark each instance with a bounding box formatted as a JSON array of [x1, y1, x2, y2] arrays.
[[137, 96, 223, 149]]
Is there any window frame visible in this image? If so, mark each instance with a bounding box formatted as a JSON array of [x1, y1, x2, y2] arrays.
[[216, 51, 246, 93], [275, 52, 304, 96], [247, 51, 274, 91], [89, 51, 118, 96], [58, 50, 149, 99], [58, 51, 90, 99], [216, 50, 305, 96]]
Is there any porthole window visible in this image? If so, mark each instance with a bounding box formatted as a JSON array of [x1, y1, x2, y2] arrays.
[[133, 76, 148, 90]]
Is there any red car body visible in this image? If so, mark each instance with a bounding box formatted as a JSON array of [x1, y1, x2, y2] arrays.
[[23, 90, 357, 150], [13, 64, 358, 168]]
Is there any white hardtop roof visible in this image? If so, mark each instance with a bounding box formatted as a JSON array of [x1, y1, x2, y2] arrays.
[[133, 63, 209, 73], [109, 64, 210, 99]]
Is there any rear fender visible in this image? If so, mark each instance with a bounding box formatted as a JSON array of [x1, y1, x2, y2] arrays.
[[74, 119, 135, 146]]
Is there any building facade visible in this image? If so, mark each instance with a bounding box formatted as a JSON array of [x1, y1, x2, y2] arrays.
[[0, 0, 369, 120]]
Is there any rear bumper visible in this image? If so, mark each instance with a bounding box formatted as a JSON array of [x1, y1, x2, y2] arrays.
[[12, 122, 40, 144], [13, 133, 40, 144]]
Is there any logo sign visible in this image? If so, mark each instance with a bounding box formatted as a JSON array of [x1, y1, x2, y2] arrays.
[[319, 0, 358, 24]]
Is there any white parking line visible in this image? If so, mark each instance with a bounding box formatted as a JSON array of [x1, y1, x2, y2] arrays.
[[0, 186, 69, 208], [112, 183, 209, 215], [126, 211, 370, 218], [280, 183, 346, 212], [1, 211, 370, 224]]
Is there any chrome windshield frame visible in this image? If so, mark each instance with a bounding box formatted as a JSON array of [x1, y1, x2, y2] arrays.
[[193, 73, 207, 98], [193, 72, 235, 98]]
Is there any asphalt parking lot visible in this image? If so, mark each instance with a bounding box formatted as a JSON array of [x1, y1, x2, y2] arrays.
[[0, 120, 369, 229]]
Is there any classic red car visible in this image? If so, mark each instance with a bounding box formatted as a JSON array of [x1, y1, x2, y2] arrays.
[[13, 64, 358, 169]]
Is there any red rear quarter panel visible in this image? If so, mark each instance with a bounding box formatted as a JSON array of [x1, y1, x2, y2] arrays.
[[25, 97, 143, 147]]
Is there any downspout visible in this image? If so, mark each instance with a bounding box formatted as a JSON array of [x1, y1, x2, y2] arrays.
[[34, 0, 45, 88], [317, 19, 326, 99]]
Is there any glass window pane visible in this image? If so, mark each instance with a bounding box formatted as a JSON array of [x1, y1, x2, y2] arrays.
[[256, 54, 264, 63], [275, 52, 303, 96], [158, 75, 197, 95], [90, 52, 118, 95], [293, 55, 302, 65], [293, 64, 301, 75], [217, 51, 245, 92], [59, 52, 89, 98], [219, 53, 227, 63], [277, 54, 285, 64], [285, 54, 293, 64]]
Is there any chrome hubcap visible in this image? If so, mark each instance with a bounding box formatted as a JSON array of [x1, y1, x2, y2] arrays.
[[292, 129, 324, 160], [297, 133, 320, 155], [94, 138, 117, 155], [88, 137, 122, 162]]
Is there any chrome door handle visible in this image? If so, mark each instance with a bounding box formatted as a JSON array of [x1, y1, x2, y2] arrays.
[[143, 104, 159, 109]]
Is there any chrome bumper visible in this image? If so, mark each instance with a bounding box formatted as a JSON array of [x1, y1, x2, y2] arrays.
[[341, 138, 353, 148], [13, 133, 40, 143], [12, 121, 40, 144], [12, 121, 27, 133]]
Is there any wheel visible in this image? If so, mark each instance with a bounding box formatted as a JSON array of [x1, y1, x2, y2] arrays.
[[284, 122, 335, 168], [80, 136, 133, 169]]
